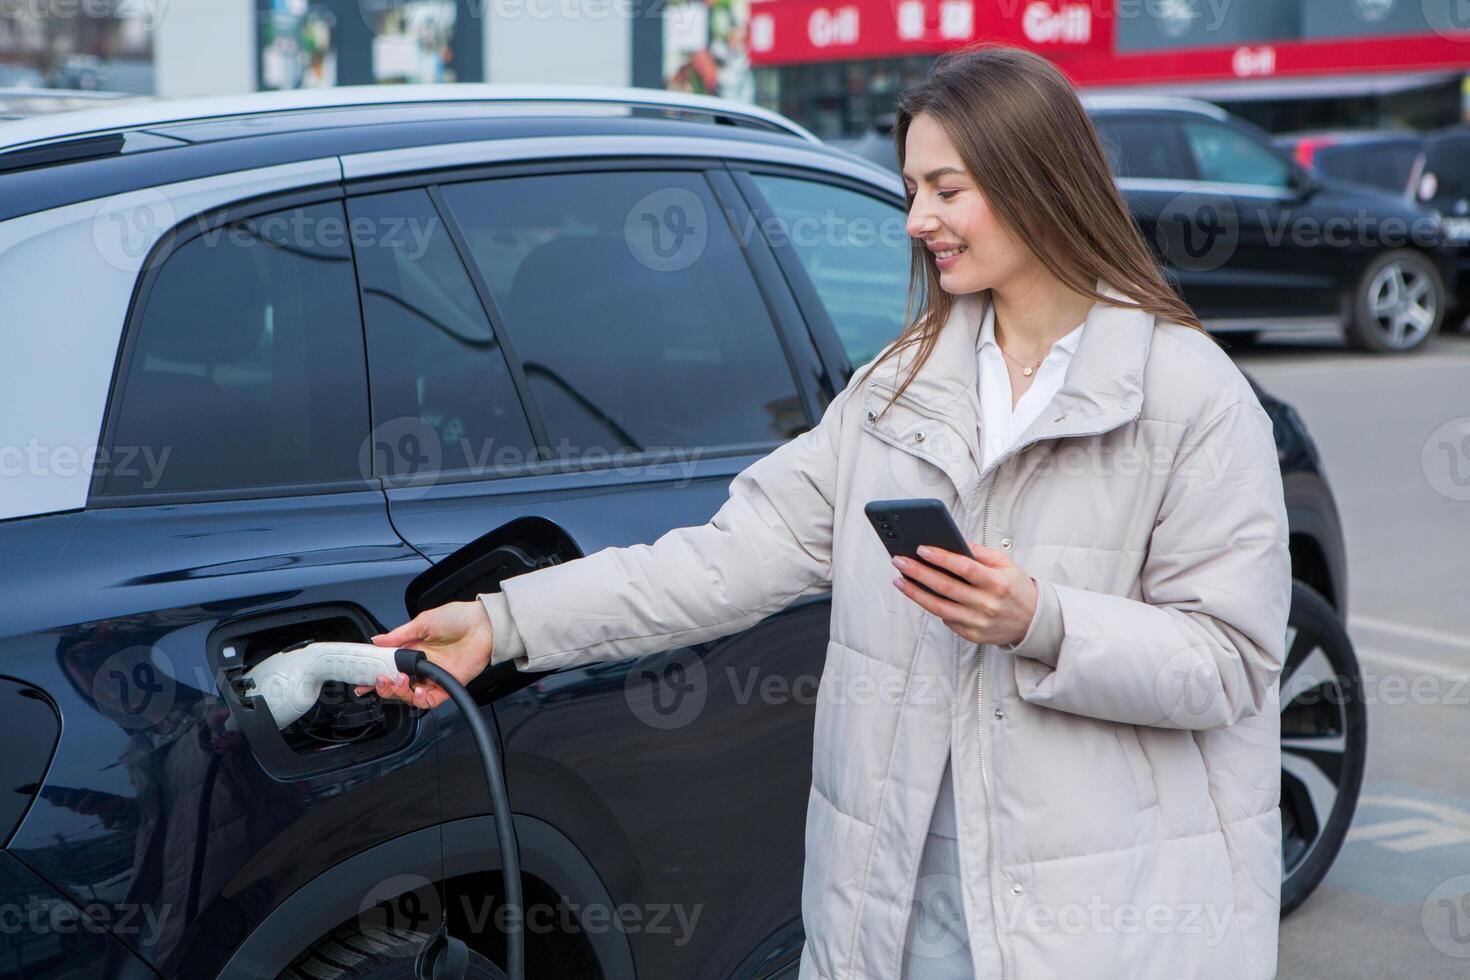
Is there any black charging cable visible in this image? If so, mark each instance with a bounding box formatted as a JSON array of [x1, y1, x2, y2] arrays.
[[393, 648, 524, 980]]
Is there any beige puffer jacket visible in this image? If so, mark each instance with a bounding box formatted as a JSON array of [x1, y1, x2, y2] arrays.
[[481, 283, 1291, 980]]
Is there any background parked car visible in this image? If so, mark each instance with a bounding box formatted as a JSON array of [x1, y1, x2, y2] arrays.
[[836, 99, 1456, 353], [0, 87, 1363, 979], [1279, 126, 1470, 329]]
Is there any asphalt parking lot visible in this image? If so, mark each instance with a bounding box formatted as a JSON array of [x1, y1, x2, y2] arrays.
[[1233, 328, 1470, 978]]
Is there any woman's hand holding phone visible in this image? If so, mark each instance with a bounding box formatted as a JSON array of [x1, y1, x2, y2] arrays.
[[866, 498, 1038, 645], [891, 543, 1038, 647], [357, 600, 496, 709]]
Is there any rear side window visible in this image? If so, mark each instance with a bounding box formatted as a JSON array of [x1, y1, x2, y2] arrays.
[[1315, 142, 1419, 195], [104, 201, 368, 496], [348, 189, 535, 480], [748, 174, 910, 367], [438, 171, 807, 461], [1092, 115, 1190, 180]]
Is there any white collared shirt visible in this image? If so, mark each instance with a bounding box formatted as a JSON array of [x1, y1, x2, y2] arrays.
[[976, 300, 1086, 471]]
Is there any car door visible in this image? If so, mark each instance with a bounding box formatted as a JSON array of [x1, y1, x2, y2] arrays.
[[347, 164, 832, 980], [2, 196, 441, 979]]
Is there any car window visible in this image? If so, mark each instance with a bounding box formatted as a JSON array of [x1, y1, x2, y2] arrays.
[[1183, 121, 1292, 189], [348, 189, 535, 480], [747, 174, 911, 367], [1091, 115, 1190, 180], [1315, 142, 1419, 194], [437, 171, 807, 462], [103, 201, 368, 496]]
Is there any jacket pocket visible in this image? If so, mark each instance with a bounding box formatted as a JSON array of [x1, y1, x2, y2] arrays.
[[1114, 722, 1158, 810]]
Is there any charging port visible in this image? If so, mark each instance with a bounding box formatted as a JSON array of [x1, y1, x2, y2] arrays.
[[209, 605, 417, 779]]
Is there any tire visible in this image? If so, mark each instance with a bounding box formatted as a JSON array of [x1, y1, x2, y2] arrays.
[[279, 924, 507, 980], [1346, 249, 1444, 352], [1279, 581, 1368, 916]]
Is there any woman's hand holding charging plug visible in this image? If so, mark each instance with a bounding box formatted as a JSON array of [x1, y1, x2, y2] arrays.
[[357, 600, 496, 709], [891, 541, 1038, 647]]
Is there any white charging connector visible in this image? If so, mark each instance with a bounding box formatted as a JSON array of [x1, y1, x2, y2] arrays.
[[242, 641, 408, 729]]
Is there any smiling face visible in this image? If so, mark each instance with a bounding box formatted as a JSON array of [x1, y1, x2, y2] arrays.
[[902, 111, 1032, 296]]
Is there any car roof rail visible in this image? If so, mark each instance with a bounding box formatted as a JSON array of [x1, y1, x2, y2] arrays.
[[1078, 94, 1229, 121], [0, 83, 822, 157]]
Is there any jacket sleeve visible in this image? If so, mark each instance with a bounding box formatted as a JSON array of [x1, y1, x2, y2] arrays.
[[478, 376, 860, 674], [1006, 398, 1291, 730]]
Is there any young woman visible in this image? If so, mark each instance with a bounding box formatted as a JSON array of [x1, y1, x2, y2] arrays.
[[368, 46, 1290, 980]]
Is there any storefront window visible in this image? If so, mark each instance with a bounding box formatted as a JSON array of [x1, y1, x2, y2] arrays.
[[755, 56, 937, 139]]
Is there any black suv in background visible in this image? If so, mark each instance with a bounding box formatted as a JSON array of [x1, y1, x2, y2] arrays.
[[1279, 126, 1470, 327], [835, 97, 1455, 352], [0, 87, 1362, 979]]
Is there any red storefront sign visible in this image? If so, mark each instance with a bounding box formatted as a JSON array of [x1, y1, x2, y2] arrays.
[[747, 0, 1470, 86], [746, 0, 1111, 66]]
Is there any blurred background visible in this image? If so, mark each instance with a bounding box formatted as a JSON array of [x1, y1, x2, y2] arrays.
[[1, 0, 1467, 128]]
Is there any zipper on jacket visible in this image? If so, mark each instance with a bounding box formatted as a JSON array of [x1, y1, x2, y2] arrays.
[[977, 473, 1009, 980], [884, 383, 1011, 978], [881, 388, 984, 483], [877, 379, 1147, 980]]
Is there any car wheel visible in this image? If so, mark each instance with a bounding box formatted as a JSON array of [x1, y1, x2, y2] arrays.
[[1279, 581, 1368, 916], [1346, 249, 1443, 352], [280, 924, 507, 980]]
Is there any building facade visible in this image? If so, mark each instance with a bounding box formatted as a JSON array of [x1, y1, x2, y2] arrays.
[[746, 0, 1470, 136]]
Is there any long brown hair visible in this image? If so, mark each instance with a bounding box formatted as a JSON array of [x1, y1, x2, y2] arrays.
[[860, 44, 1205, 410]]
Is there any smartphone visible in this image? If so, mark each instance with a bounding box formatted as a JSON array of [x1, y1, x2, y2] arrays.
[[864, 498, 973, 597]]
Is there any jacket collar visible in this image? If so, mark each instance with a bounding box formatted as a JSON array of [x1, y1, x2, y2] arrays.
[[864, 279, 1155, 442]]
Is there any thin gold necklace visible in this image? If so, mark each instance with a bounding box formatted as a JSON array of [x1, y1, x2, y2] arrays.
[[995, 315, 1046, 377], [997, 343, 1043, 377]]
